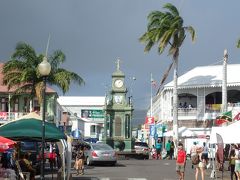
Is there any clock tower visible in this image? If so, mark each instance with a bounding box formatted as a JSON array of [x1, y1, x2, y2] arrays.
[[104, 59, 133, 152]]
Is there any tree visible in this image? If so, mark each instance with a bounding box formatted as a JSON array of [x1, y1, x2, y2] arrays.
[[237, 39, 240, 48], [3, 42, 84, 108], [139, 3, 195, 150]]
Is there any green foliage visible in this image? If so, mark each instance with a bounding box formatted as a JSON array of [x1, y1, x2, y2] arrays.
[[139, 2, 196, 89], [3, 41, 85, 104]]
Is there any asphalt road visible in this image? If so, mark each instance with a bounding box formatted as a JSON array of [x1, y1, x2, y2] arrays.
[[69, 159, 231, 180]]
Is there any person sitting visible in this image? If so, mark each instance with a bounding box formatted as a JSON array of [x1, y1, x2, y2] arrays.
[[19, 153, 36, 180]]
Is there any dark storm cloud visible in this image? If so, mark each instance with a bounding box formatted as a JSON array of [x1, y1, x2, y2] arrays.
[[1, 0, 240, 111]]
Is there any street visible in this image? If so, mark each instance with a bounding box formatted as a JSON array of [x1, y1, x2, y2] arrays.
[[69, 159, 230, 180]]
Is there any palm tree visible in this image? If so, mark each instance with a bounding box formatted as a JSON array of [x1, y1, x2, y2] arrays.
[[139, 3, 195, 149], [3, 42, 84, 110], [237, 39, 240, 48]]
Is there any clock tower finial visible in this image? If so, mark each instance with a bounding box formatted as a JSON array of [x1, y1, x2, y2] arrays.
[[116, 58, 121, 71]]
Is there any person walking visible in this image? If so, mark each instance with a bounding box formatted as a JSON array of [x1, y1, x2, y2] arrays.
[[166, 140, 171, 160], [170, 140, 175, 160], [176, 143, 186, 180], [201, 142, 209, 168], [155, 138, 162, 160], [74, 146, 85, 175], [235, 145, 240, 180], [229, 149, 237, 180], [190, 142, 198, 169], [194, 147, 205, 180]]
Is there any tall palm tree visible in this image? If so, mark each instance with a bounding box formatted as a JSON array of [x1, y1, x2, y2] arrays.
[[139, 3, 195, 149], [3, 42, 84, 108]]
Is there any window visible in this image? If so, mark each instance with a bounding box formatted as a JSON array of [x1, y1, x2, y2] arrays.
[[0, 98, 8, 112], [13, 98, 19, 112], [115, 116, 122, 136], [125, 115, 130, 138], [91, 125, 96, 134]]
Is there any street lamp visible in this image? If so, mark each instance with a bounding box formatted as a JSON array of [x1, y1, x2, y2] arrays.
[[38, 56, 51, 180]]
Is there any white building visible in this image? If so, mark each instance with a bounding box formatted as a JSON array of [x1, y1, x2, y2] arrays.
[[57, 96, 105, 140], [151, 64, 240, 129]]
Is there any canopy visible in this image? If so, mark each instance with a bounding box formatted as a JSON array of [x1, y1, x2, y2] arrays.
[[164, 126, 197, 137], [0, 112, 66, 142], [209, 121, 240, 144], [0, 136, 16, 152]]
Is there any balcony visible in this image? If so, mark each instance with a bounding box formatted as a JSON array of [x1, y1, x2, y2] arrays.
[[177, 103, 240, 120], [0, 112, 30, 123], [0, 111, 54, 124]]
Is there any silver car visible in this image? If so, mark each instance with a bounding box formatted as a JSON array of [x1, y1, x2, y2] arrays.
[[84, 143, 117, 166]]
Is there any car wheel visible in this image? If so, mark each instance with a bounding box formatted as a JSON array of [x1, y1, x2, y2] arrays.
[[86, 157, 92, 166]]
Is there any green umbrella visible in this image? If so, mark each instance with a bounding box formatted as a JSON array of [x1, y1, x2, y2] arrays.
[[0, 112, 66, 142]]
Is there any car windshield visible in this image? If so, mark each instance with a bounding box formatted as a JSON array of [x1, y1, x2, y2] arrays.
[[92, 144, 113, 150], [135, 142, 148, 147]]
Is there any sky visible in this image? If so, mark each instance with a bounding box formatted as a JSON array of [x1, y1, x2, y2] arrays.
[[1, 0, 240, 111]]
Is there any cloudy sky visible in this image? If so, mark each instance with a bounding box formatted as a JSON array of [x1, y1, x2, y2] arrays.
[[1, 0, 240, 110]]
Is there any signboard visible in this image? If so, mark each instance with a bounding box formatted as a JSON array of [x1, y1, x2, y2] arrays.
[[149, 125, 155, 136], [156, 124, 163, 137], [145, 117, 154, 124], [81, 110, 104, 118]]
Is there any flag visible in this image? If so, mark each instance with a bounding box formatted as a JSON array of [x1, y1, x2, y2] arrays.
[[233, 112, 240, 121], [215, 110, 232, 126], [216, 133, 224, 171], [151, 78, 157, 88]]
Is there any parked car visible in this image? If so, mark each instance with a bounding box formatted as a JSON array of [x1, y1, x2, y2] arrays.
[[134, 142, 149, 159], [84, 143, 117, 166]]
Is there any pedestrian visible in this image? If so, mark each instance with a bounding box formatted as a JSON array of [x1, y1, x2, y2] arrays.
[[49, 149, 57, 169], [155, 138, 162, 160], [201, 142, 209, 168], [19, 153, 36, 180], [234, 144, 240, 180], [74, 146, 85, 175], [176, 142, 186, 180], [194, 147, 205, 180], [166, 140, 171, 160], [170, 140, 175, 160], [229, 149, 237, 180], [190, 142, 198, 168], [151, 145, 157, 159]]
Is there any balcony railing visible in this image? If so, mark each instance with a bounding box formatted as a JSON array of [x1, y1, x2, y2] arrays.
[[177, 103, 240, 118], [178, 108, 197, 116], [0, 112, 30, 122]]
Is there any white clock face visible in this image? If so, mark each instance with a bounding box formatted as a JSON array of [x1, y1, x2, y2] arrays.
[[114, 79, 123, 88], [114, 95, 123, 104]]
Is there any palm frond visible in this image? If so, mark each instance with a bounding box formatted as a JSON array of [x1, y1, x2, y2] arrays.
[[185, 26, 196, 42], [237, 39, 240, 48], [49, 50, 66, 72], [11, 42, 37, 65], [163, 3, 179, 17], [50, 69, 84, 94]]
